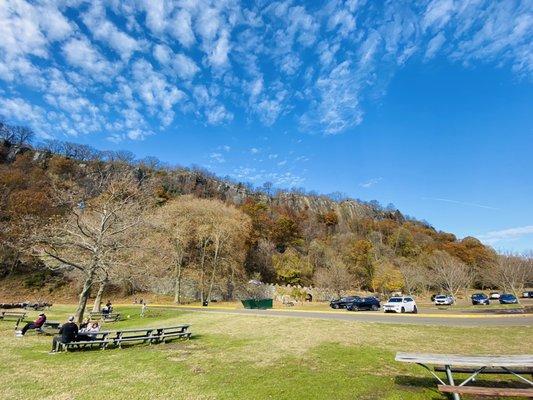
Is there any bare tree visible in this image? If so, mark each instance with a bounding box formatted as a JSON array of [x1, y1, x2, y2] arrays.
[[427, 250, 473, 297], [493, 253, 533, 299], [315, 259, 353, 297], [33, 170, 147, 323], [0, 122, 34, 145], [397, 259, 429, 295]]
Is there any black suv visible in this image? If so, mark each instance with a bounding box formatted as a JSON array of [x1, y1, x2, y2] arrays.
[[346, 297, 380, 311], [330, 296, 361, 309], [471, 293, 490, 305]]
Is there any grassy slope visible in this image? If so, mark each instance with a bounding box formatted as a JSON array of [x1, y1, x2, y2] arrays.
[[1, 305, 531, 400]]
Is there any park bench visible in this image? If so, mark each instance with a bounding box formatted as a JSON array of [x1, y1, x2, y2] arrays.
[[395, 352, 533, 399], [56, 325, 191, 352], [154, 325, 191, 343], [35, 321, 61, 334], [0, 311, 27, 329], [56, 331, 112, 352], [89, 311, 121, 322]]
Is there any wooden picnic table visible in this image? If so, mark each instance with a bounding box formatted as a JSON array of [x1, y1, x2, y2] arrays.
[[56, 325, 191, 352], [395, 352, 533, 399]]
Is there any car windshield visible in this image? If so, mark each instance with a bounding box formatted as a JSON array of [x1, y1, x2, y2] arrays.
[[501, 294, 514, 299], [435, 295, 446, 299], [388, 298, 402, 303], [473, 294, 485, 298]]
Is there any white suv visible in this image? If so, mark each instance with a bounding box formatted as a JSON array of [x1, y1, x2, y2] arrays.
[[434, 294, 454, 305], [383, 296, 418, 313]]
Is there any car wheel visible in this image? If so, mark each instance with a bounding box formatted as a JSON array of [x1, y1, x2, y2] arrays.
[[333, 304, 339, 309], [413, 306, 418, 314], [371, 305, 379, 311], [401, 307, 405, 313], [351, 306, 359, 312]]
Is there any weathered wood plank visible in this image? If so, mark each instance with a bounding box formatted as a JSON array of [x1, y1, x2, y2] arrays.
[[396, 353, 533, 367], [438, 385, 533, 397]]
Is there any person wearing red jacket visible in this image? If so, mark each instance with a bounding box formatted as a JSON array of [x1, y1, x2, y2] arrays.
[[17, 313, 47, 336]]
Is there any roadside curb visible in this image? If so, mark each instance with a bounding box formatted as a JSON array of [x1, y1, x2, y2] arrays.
[[134, 304, 530, 319]]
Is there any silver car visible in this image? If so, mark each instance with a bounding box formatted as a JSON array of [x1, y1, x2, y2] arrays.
[[434, 294, 454, 305]]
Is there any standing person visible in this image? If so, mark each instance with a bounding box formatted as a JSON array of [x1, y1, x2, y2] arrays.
[[106, 300, 113, 313], [140, 300, 147, 318], [50, 316, 78, 353], [16, 313, 47, 336]]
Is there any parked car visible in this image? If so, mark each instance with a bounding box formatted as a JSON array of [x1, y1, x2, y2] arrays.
[[489, 292, 501, 299], [499, 294, 518, 304], [434, 294, 454, 306], [471, 293, 490, 305], [383, 296, 418, 313], [522, 291, 533, 298], [346, 297, 380, 311], [330, 296, 361, 309]]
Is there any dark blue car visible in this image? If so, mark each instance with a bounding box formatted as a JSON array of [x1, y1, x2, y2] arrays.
[[471, 293, 490, 305], [346, 297, 380, 311], [499, 293, 518, 304]]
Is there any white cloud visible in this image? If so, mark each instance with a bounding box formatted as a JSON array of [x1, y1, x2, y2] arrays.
[[170, 9, 196, 47], [131, 59, 185, 125], [62, 37, 114, 77], [208, 30, 231, 68], [425, 32, 446, 59], [174, 53, 200, 80], [359, 177, 382, 188], [479, 226, 533, 245], [250, 147, 259, 154], [83, 2, 140, 60], [422, 0, 455, 32], [209, 152, 225, 163], [422, 197, 499, 210]]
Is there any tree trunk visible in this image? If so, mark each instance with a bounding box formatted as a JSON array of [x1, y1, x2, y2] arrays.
[[174, 260, 182, 304], [206, 238, 220, 303], [199, 239, 208, 303], [92, 280, 107, 312], [75, 273, 94, 324]]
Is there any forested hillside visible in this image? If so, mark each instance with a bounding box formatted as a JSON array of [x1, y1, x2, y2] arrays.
[[1, 121, 530, 318]]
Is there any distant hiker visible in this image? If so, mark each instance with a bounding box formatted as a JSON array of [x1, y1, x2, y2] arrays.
[[50, 316, 78, 353], [140, 301, 147, 318], [17, 313, 46, 336]]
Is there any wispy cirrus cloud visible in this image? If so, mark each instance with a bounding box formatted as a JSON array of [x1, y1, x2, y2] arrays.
[[422, 197, 499, 210], [360, 177, 382, 188]]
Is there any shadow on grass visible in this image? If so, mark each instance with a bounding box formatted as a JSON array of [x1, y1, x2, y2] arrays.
[[394, 376, 444, 400]]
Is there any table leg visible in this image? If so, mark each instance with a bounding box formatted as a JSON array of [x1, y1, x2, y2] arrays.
[[445, 365, 460, 400]]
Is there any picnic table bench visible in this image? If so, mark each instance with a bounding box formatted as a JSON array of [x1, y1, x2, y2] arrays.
[[56, 325, 191, 352], [0, 311, 27, 329], [89, 311, 121, 322], [396, 352, 533, 399]]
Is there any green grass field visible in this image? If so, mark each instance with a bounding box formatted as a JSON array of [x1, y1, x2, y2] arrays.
[[1, 305, 531, 400]]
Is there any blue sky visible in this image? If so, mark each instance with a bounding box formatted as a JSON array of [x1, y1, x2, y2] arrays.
[[0, 0, 532, 251]]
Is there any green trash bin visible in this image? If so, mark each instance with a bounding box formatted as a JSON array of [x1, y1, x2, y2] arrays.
[[256, 299, 273, 309], [241, 299, 254, 309]]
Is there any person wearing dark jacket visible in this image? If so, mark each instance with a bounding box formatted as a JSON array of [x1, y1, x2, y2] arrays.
[[17, 313, 47, 336], [50, 316, 78, 352]]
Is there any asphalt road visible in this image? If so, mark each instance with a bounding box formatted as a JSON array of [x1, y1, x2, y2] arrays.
[[174, 306, 533, 327]]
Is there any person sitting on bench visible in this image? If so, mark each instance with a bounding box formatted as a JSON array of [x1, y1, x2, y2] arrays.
[[16, 313, 46, 336], [50, 316, 78, 353], [76, 321, 100, 341]]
